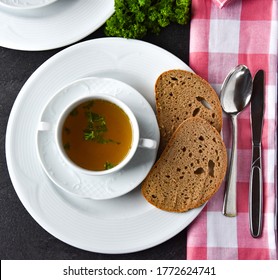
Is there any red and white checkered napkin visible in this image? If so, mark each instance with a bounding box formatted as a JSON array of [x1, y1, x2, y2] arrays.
[[186, 0, 277, 260], [212, 0, 234, 9]]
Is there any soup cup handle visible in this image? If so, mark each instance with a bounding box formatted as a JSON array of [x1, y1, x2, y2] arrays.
[[138, 138, 157, 149], [38, 121, 54, 131]]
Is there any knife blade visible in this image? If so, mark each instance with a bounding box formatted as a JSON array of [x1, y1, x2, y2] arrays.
[[249, 69, 264, 238]]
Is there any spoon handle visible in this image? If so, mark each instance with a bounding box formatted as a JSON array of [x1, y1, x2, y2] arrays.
[[223, 114, 237, 217]]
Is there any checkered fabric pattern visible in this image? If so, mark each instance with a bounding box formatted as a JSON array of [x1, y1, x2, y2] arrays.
[[212, 0, 234, 8], [187, 0, 277, 259]]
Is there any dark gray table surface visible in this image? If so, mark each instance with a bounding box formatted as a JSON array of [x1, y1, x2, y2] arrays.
[[0, 23, 190, 260]]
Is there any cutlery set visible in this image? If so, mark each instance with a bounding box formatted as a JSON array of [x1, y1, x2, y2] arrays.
[[221, 65, 265, 238]]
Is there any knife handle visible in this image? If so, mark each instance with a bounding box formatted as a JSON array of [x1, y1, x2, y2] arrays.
[[249, 144, 263, 238]]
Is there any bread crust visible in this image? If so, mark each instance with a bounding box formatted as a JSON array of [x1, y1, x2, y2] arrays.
[[141, 117, 227, 213]]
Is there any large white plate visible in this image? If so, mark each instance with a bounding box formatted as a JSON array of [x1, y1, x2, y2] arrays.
[[0, 0, 114, 50], [6, 38, 203, 254]]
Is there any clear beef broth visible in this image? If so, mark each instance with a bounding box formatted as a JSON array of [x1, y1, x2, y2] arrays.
[[62, 99, 132, 171]]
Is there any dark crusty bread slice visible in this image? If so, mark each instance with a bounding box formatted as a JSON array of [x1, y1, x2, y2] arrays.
[[141, 117, 227, 213], [155, 69, 222, 151]]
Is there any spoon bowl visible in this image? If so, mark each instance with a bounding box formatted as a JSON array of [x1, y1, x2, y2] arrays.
[[221, 65, 253, 114], [221, 65, 253, 217]]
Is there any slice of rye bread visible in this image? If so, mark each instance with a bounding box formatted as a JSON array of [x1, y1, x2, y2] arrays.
[[155, 69, 223, 151], [141, 117, 227, 213]]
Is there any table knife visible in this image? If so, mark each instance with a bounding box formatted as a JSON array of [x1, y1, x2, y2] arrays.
[[249, 69, 264, 238]]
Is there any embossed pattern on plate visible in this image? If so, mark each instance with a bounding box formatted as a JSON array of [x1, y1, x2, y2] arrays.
[[37, 77, 160, 200]]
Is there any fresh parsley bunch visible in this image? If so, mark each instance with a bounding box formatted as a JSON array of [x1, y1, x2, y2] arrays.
[[105, 0, 191, 39]]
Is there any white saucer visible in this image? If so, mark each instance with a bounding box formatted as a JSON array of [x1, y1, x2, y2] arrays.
[[37, 77, 160, 200], [0, 0, 57, 9]]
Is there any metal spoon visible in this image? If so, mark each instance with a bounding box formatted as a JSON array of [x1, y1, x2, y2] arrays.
[[221, 65, 253, 217]]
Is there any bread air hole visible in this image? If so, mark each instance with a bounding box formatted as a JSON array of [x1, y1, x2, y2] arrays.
[[170, 76, 178, 81], [208, 160, 215, 177], [194, 167, 205, 175], [196, 96, 212, 110], [192, 107, 200, 116]]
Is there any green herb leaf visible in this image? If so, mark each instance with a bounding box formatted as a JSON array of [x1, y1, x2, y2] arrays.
[[104, 161, 115, 170], [64, 127, 71, 134], [63, 143, 70, 150], [104, 0, 191, 39], [84, 130, 96, 141], [83, 111, 120, 145], [82, 101, 95, 110]]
